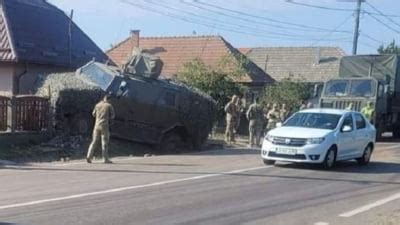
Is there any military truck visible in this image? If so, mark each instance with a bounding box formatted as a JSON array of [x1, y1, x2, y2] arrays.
[[319, 54, 400, 138], [37, 49, 217, 151]]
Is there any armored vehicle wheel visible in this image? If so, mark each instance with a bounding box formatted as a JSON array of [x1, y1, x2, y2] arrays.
[[157, 132, 185, 154]]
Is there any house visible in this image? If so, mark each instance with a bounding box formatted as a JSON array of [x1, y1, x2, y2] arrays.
[[107, 31, 274, 103], [239, 47, 346, 83], [0, 0, 108, 96]]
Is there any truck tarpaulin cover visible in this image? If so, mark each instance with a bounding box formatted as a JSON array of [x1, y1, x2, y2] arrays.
[[339, 55, 400, 92]]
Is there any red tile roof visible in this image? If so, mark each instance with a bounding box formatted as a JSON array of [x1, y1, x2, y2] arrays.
[[107, 35, 273, 84]]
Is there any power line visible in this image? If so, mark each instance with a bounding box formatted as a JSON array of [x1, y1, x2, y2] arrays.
[[365, 2, 400, 28], [120, 0, 351, 42], [311, 14, 353, 46], [286, 0, 400, 18], [192, 0, 351, 33], [359, 31, 383, 45], [143, 0, 341, 38], [366, 12, 400, 34], [286, 0, 354, 12]]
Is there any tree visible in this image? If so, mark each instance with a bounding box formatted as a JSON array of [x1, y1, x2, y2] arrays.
[[262, 78, 311, 111], [176, 57, 246, 120], [377, 40, 400, 54]]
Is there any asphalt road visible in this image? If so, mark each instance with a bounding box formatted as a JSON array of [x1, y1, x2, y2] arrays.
[[0, 142, 400, 225]]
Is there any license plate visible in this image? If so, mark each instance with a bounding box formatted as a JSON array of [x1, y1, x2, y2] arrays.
[[276, 148, 297, 155]]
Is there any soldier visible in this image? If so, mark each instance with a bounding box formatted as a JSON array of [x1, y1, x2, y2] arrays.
[[280, 103, 289, 122], [266, 103, 280, 132], [299, 101, 307, 111], [224, 95, 239, 144], [86, 94, 115, 164], [361, 101, 375, 123], [235, 96, 244, 134], [246, 98, 264, 147]]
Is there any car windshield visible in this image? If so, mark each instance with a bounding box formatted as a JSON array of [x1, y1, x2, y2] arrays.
[[349, 79, 375, 97], [284, 112, 342, 130], [324, 80, 349, 96]]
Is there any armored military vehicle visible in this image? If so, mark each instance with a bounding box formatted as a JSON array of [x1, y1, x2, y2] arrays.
[[37, 49, 217, 150], [319, 54, 400, 138]]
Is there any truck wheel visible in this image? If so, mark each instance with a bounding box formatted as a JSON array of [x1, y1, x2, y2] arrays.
[[357, 145, 372, 166]]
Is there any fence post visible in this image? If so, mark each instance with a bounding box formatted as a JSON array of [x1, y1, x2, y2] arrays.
[[8, 96, 16, 133]]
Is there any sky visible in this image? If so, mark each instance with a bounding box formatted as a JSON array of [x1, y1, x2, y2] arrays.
[[47, 0, 400, 55]]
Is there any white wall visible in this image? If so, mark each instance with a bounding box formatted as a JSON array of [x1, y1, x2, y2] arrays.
[[0, 64, 15, 96]]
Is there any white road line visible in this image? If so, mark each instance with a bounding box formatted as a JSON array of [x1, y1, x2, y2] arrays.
[[314, 222, 329, 225], [339, 192, 400, 218], [0, 165, 271, 210]]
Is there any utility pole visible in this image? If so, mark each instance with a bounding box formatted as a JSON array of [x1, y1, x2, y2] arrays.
[[352, 0, 362, 55]]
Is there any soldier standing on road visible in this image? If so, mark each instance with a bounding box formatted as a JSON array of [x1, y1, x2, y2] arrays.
[[225, 95, 239, 144], [361, 101, 375, 123], [280, 103, 289, 122], [235, 96, 244, 134], [246, 98, 264, 147], [266, 103, 280, 133], [87, 94, 115, 164]]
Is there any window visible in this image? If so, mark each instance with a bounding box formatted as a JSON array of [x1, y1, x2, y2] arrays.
[[349, 80, 375, 97], [324, 80, 349, 96], [341, 114, 354, 132], [283, 113, 341, 130], [355, 113, 366, 130]]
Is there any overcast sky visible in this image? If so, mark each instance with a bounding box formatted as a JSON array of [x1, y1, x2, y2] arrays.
[[48, 0, 400, 55]]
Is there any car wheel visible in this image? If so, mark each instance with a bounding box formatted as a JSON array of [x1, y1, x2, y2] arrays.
[[263, 159, 276, 165], [357, 145, 372, 166], [322, 147, 336, 170]]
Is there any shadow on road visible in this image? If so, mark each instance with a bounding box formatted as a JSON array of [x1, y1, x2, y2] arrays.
[[188, 148, 260, 156]]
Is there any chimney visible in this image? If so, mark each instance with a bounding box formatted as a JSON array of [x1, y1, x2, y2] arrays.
[[130, 30, 140, 49]]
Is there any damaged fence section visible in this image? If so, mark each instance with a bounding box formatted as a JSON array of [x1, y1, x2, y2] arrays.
[[0, 95, 50, 133]]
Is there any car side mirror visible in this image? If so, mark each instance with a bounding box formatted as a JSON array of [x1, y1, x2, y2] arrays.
[[276, 122, 282, 128], [341, 125, 352, 133]]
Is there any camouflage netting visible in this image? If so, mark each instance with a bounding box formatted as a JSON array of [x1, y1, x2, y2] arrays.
[[35, 72, 105, 135]]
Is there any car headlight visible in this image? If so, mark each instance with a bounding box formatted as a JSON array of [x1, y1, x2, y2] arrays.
[[306, 137, 325, 145], [265, 134, 275, 142]]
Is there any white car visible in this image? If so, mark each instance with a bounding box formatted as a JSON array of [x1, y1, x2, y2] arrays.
[[261, 108, 376, 169]]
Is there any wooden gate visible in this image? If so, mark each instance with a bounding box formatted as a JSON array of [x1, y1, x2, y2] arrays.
[[15, 96, 49, 131], [0, 96, 9, 131]]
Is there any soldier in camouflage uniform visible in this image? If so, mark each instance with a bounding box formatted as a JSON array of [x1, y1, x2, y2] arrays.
[[266, 103, 280, 132], [280, 103, 289, 122], [224, 95, 239, 144], [246, 98, 264, 147], [86, 95, 115, 164]]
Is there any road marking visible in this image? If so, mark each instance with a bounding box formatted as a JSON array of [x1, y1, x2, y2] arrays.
[[339, 192, 400, 218], [314, 222, 329, 225], [0, 165, 271, 210]]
